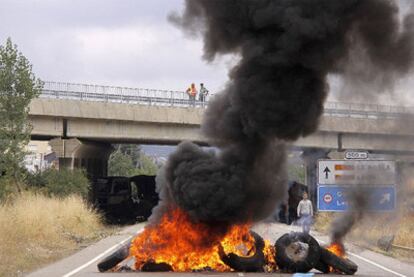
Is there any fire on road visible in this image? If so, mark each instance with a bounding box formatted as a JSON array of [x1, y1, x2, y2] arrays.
[[28, 222, 411, 277]]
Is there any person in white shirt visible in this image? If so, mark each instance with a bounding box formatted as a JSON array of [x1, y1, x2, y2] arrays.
[[297, 191, 313, 234], [199, 83, 209, 104]]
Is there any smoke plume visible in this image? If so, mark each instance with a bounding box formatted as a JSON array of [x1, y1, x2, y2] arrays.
[[336, 0, 414, 101], [330, 187, 370, 243], [150, 0, 414, 232]]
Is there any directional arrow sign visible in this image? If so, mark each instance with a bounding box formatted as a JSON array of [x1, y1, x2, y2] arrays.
[[380, 193, 391, 204], [318, 160, 396, 185], [323, 166, 331, 179]]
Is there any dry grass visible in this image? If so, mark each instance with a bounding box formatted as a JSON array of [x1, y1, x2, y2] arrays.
[[314, 176, 414, 260], [314, 209, 414, 260], [0, 193, 113, 277], [313, 211, 334, 234]]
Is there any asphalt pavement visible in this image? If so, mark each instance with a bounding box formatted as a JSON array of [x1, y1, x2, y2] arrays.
[[28, 222, 413, 277]]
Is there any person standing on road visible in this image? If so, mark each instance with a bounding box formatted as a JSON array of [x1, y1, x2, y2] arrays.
[[297, 191, 313, 234]]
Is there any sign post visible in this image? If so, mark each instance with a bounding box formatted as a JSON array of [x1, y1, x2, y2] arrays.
[[317, 160, 396, 212]]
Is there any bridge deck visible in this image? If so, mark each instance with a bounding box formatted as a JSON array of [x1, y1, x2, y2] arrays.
[[41, 81, 414, 119]]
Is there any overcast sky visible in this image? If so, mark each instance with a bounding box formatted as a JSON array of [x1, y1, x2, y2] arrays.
[[0, 0, 413, 105], [0, 0, 232, 93]]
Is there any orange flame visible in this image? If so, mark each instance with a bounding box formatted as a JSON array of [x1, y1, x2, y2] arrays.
[[129, 208, 275, 272], [327, 242, 346, 257], [326, 242, 346, 273]]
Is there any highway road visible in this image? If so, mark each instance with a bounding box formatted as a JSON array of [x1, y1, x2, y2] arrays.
[[28, 222, 413, 277]]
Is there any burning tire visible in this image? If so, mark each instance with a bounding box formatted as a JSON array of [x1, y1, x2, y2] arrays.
[[319, 247, 358, 275], [218, 231, 266, 272], [274, 232, 320, 273], [97, 239, 132, 272], [141, 262, 173, 272], [314, 259, 330, 273]]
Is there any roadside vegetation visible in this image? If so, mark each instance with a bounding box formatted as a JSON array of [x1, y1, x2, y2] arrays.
[[288, 163, 305, 184], [0, 38, 115, 276], [0, 38, 42, 198], [0, 145, 159, 276], [108, 144, 159, 177], [314, 207, 414, 260], [0, 192, 114, 277], [0, 38, 162, 276], [314, 167, 414, 261], [27, 168, 90, 198], [0, 167, 115, 277]]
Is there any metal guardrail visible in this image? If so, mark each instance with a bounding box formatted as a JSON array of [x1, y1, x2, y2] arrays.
[[41, 81, 207, 107], [40, 81, 414, 118]]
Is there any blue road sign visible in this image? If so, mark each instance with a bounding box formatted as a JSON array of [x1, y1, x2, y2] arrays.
[[317, 185, 396, 212]]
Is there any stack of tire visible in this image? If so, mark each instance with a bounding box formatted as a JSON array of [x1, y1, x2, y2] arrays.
[[275, 232, 357, 274], [97, 231, 358, 274]]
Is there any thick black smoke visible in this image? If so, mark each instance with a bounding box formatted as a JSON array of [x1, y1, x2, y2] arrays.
[[151, 0, 414, 229], [161, 140, 286, 223]]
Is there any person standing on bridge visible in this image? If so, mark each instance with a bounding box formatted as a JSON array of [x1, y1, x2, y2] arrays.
[[199, 83, 209, 105], [297, 191, 313, 234], [186, 83, 197, 106]]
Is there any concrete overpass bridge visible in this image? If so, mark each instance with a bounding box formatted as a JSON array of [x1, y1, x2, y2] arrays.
[[29, 81, 414, 177]]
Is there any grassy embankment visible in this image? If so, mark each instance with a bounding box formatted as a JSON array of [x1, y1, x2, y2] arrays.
[[0, 193, 115, 277], [315, 176, 414, 260], [314, 210, 414, 260]]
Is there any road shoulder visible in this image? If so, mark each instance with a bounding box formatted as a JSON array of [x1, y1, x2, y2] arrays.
[[27, 223, 145, 277]]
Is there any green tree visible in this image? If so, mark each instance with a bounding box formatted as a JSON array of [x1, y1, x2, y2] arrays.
[[117, 144, 141, 167], [108, 149, 136, 176], [288, 163, 306, 183], [0, 38, 42, 194], [108, 144, 159, 176], [135, 154, 158, 175]]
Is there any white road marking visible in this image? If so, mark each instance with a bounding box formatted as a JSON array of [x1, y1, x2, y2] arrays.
[[318, 239, 407, 277], [347, 252, 407, 277], [62, 229, 143, 277]]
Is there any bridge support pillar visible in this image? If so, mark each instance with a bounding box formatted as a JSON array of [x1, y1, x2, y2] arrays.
[[49, 138, 112, 178], [302, 149, 330, 206]]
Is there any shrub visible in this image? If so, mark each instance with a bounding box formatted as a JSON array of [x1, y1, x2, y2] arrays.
[[27, 168, 90, 198], [0, 176, 15, 201], [25, 170, 47, 188]]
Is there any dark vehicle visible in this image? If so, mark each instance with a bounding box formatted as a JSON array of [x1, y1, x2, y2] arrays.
[[129, 175, 159, 219], [276, 181, 308, 224], [91, 175, 158, 223]]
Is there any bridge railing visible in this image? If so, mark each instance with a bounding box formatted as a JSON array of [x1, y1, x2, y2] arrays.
[[40, 81, 414, 118], [41, 81, 204, 107], [324, 101, 414, 119]]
